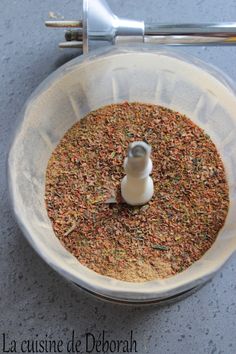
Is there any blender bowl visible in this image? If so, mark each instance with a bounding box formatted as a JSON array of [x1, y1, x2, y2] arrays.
[[8, 46, 236, 304]]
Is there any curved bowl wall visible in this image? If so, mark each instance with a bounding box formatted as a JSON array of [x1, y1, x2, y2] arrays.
[[8, 46, 236, 303]]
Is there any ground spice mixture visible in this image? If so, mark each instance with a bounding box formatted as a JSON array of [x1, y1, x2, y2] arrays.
[[45, 102, 229, 282]]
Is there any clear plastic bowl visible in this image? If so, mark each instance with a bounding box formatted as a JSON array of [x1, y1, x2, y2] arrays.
[[8, 46, 236, 304]]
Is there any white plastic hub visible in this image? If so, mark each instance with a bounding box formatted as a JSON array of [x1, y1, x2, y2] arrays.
[[121, 141, 154, 206]]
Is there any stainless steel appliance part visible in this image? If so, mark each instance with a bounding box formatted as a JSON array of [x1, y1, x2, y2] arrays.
[[45, 0, 236, 53]]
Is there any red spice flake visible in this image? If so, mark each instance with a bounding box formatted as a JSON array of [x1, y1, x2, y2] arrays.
[[45, 102, 229, 282]]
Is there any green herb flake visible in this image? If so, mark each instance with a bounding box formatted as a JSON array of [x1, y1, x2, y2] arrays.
[[110, 151, 116, 158], [152, 244, 169, 251], [125, 129, 134, 138]]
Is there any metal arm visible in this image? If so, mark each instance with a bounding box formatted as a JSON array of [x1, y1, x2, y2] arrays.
[[144, 23, 236, 45], [45, 0, 236, 52]]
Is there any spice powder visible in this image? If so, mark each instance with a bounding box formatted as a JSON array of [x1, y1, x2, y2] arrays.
[[45, 102, 229, 282]]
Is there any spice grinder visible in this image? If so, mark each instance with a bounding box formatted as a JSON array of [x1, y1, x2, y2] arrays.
[[8, 44, 236, 303], [45, 0, 236, 51]]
